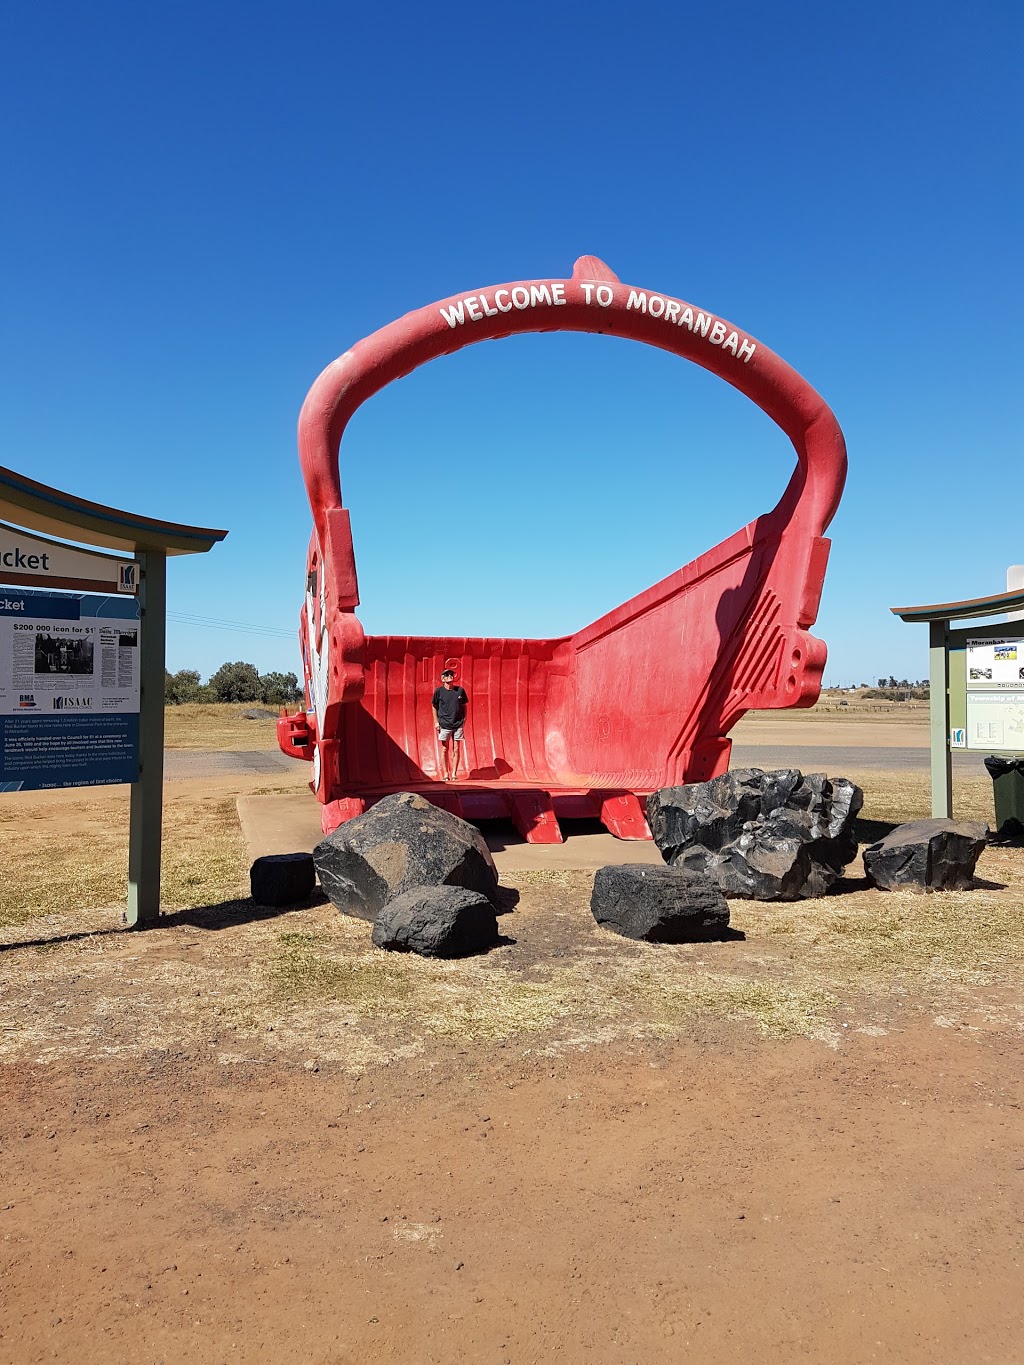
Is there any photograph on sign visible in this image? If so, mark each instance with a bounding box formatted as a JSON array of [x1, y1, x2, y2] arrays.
[[0, 590, 140, 790], [965, 636, 1024, 688]]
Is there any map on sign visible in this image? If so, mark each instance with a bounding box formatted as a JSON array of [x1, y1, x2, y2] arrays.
[[965, 635, 1024, 752]]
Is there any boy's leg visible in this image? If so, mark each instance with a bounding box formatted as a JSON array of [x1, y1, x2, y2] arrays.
[[450, 737, 461, 782], [438, 734, 450, 780]]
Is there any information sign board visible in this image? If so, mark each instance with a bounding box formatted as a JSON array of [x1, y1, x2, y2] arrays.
[[0, 590, 141, 791], [965, 635, 1024, 753]]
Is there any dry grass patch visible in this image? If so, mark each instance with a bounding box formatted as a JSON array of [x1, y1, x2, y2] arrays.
[[161, 792, 250, 908], [257, 896, 841, 1046], [848, 769, 994, 827], [0, 781, 252, 928], [262, 927, 586, 1042], [0, 788, 131, 928], [744, 870, 1024, 994], [600, 964, 837, 1039], [1, 761, 1020, 1062], [259, 929, 839, 1046], [163, 703, 280, 751], [742, 701, 930, 724]]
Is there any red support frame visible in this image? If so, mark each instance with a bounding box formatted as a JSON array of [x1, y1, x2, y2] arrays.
[[280, 257, 847, 841]]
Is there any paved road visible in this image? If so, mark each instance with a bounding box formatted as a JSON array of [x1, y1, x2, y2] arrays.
[[730, 744, 983, 773], [165, 749, 297, 780], [167, 744, 987, 781]]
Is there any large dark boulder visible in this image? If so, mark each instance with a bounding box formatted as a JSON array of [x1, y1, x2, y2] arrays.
[[647, 768, 863, 901], [372, 885, 499, 957], [863, 819, 989, 892], [313, 792, 500, 920], [590, 864, 730, 942], [249, 852, 316, 906]]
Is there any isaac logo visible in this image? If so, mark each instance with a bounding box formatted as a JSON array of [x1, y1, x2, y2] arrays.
[[118, 563, 138, 593], [52, 695, 92, 710]]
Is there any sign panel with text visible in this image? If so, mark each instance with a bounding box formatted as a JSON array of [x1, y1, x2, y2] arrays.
[[0, 590, 141, 791], [965, 636, 1024, 753]]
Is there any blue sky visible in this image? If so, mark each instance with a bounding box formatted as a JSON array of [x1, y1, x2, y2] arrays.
[[1, 1, 1020, 687]]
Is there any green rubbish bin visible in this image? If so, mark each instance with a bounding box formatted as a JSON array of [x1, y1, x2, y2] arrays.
[[984, 755, 1024, 831]]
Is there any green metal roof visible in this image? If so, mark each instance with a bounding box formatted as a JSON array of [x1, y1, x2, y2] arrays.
[[0, 465, 227, 555], [891, 586, 1024, 623]]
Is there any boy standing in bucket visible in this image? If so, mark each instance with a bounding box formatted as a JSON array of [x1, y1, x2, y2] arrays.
[[432, 668, 469, 782]]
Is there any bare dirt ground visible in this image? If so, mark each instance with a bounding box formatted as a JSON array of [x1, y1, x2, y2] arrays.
[[4, 1025, 1022, 1364], [2, 703, 1022, 1363]]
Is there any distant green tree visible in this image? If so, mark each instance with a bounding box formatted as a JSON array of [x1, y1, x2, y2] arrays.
[[164, 668, 205, 704], [258, 671, 302, 705], [208, 660, 262, 703]]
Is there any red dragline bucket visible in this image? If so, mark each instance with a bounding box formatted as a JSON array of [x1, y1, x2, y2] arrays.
[[278, 256, 847, 844]]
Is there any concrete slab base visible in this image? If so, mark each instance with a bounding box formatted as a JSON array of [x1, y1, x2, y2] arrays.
[[237, 794, 322, 861], [236, 793, 666, 874]]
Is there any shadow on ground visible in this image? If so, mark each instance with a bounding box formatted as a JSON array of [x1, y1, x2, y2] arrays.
[[0, 893, 328, 952], [3, 884, 522, 954], [169, 890, 328, 930], [854, 817, 900, 844]]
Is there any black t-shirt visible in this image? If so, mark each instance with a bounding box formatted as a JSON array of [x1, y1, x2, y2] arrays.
[[432, 685, 467, 729]]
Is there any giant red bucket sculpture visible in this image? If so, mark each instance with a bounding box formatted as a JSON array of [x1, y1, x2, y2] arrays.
[[278, 256, 847, 843]]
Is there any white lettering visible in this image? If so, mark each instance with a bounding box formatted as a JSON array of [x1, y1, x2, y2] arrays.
[[443, 285, 754, 359], [439, 301, 466, 328]]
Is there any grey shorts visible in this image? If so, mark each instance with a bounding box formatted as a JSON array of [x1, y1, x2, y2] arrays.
[[438, 726, 464, 743]]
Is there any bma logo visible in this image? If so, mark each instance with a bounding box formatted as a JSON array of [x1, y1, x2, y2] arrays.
[[53, 695, 92, 710], [118, 563, 138, 593], [18, 693, 37, 709]]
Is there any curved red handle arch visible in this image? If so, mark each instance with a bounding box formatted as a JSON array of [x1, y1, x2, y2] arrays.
[[297, 255, 847, 557]]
